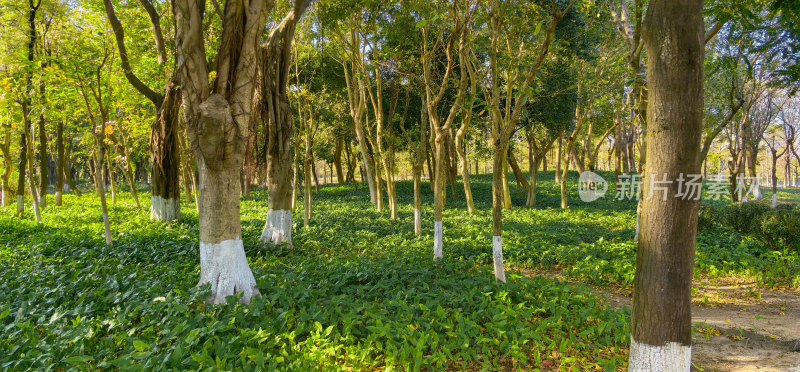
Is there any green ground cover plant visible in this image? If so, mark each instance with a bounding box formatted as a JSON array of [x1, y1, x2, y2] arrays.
[[1, 171, 797, 370]]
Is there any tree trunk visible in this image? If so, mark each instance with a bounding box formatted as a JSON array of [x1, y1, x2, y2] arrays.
[[25, 120, 41, 221], [38, 105, 47, 209], [413, 161, 422, 236], [455, 135, 474, 214], [507, 150, 530, 191], [433, 128, 446, 259], [16, 120, 28, 216], [555, 135, 562, 184], [334, 136, 344, 184], [502, 152, 512, 209], [150, 82, 181, 221], [93, 143, 113, 245], [491, 140, 507, 282], [55, 121, 64, 206], [629, 0, 703, 369], [304, 145, 312, 228], [106, 150, 117, 205]]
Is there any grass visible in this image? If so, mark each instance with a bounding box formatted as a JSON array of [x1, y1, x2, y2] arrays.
[[0, 170, 797, 370]]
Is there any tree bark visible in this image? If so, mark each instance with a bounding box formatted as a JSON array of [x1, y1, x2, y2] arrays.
[[259, 0, 309, 244], [150, 82, 182, 221], [174, 0, 284, 304], [629, 0, 704, 369]]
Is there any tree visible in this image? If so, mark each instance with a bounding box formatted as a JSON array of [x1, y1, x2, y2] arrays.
[[259, 0, 313, 245], [476, 0, 574, 280], [628, 0, 703, 368], [103, 0, 182, 221], [173, 0, 274, 304], [419, 0, 470, 260]]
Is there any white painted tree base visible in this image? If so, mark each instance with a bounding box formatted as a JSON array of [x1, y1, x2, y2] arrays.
[[493, 236, 506, 282], [260, 209, 292, 245], [752, 184, 762, 200], [628, 338, 691, 372], [433, 221, 443, 259], [198, 238, 260, 304], [772, 193, 778, 208], [414, 208, 421, 236], [16, 195, 23, 213], [150, 196, 180, 221]]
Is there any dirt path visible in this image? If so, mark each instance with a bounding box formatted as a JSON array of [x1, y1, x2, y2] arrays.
[[520, 268, 799, 371], [597, 280, 800, 372]]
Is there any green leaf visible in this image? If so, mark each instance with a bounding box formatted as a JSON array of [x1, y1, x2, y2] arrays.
[[64, 355, 92, 364], [133, 340, 150, 352]]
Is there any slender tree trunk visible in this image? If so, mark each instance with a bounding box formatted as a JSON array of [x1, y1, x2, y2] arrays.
[[106, 150, 117, 205], [38, 104, 47, 209], [413, 161, 422, 236], [555, 135, 562, 184], [501, 152, 512, 209], [55, 121, 64, 206], [491, 140, 508, 282], [507, 151, 530, 191], [16, 119, 29, 216], [433, 128, 446, 259], [25, 120, 41, 221], [772, 151, 779, 207], [629, 1, 703, 369], [304, 142, 312, 228], [93, 141, 112, 245], [455, 137, 474, 214], [120, 136, 141, 209], [334, 136, 344, 184]]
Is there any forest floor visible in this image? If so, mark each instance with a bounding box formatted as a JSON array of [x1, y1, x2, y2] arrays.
[[525, 268, 800, 371]]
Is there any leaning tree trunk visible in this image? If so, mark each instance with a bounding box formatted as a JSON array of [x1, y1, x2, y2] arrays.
[[150, 82, 181, 221], [629, 0, 703, 369]]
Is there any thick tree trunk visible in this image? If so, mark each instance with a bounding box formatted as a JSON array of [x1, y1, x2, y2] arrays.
[[188, 95, 260, 304], [261, 89, 294, 245], [197, 160, 258, 304], [150, 83, 181, 221], [629, 0, 703, 369], [555, 135, 562, 184]]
